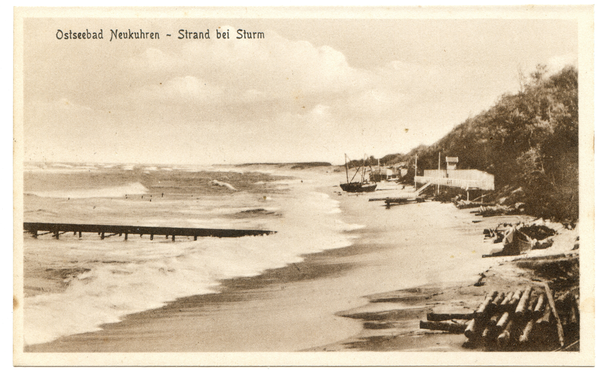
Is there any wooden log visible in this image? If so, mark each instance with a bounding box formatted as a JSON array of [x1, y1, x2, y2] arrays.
[[427, 312, 475, 321], [499, 291, 514, 310], [496, 312, 511, 330], [509, 290, 522, 307], [482, 314, 502, 340], [488, 312, 502, 326], [497, 320, 515, 348], [526, 292, 538, 318], [543, 282, 565, 348], [533, 293, 546, 317], [464, 319, 483, 339], [515, 286, 532, 318], [475, 291, 498, 318], [535, 303, 552, 328], [481, 326, 493, 340], [568, 294, 579, 325], [519, 319, 535, 343], [491, 292, 505, 309], [569, 300, 579, 325], [419, 320, 467, 334]]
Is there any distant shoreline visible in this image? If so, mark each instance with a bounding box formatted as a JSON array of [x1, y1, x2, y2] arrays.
[[233, 162, 333, 168]]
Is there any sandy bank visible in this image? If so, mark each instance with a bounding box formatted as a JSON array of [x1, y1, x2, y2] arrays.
[[307, 193, 580, 352]]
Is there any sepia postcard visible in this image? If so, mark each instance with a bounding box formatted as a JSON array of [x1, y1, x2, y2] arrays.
[[13, 6, 594, 366]]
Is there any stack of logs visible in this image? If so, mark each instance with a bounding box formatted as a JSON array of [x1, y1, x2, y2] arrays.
[[419, 283, 578, 350]]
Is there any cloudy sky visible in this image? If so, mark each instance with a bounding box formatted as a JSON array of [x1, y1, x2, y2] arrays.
[[20, 9, 579, 165]]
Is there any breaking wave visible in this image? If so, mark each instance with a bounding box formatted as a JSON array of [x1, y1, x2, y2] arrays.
[[29, 182, 149, 199]]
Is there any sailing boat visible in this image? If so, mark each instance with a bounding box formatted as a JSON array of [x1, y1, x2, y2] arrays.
[[340, 154, 377, 193]]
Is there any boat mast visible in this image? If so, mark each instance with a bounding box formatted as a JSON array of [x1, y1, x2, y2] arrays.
[[362, 155, 366, 183], [344, 154, 349, 183], [437, 151, 441, 195], [414, 154, 418, 189]]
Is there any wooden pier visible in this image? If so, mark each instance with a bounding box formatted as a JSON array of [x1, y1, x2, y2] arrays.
[[369, 196, 425, 208], [23, 222, 276, 241]]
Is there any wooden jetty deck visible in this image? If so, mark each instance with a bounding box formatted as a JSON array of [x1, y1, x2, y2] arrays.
[[23, 222, 275, 241]]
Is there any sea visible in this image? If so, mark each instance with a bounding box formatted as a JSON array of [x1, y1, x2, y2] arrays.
[[21, 162, 361, 347]]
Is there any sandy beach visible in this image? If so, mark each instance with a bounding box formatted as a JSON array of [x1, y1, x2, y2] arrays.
[[22, 167, 565, 353]]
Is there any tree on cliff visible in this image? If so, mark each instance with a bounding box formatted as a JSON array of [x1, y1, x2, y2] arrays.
[[388, 65, 578, 221]]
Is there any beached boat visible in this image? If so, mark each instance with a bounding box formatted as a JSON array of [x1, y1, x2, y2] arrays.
[[340, 181, 378, 193], [340, 154, 377, 193]]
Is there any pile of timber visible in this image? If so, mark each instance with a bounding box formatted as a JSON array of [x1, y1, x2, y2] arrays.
[[470, 202, 528, 217], [472, 204, 517, 217], [419, 283, 579, 351]]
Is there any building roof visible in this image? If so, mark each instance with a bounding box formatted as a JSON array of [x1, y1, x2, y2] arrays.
[[445, 157, 459, 163]]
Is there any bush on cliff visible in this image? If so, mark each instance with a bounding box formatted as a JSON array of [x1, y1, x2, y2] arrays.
[[384, 65, 579, 221]]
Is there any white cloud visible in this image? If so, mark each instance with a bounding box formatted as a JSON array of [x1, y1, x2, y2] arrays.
[[23, 19, 578, 164], [124, 30, 366, 106]]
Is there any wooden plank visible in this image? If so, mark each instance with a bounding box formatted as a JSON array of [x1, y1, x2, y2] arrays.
[[543, 281, 565, 348], [427, 312, 475, 321], [419, 320, 467, 333]]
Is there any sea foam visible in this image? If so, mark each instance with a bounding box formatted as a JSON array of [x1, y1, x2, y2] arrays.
[[29, 182, 149, 199], [23, 171, 359, 346]]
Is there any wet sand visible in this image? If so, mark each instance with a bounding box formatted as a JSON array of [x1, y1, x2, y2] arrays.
[[26, 178, 514, 353]]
